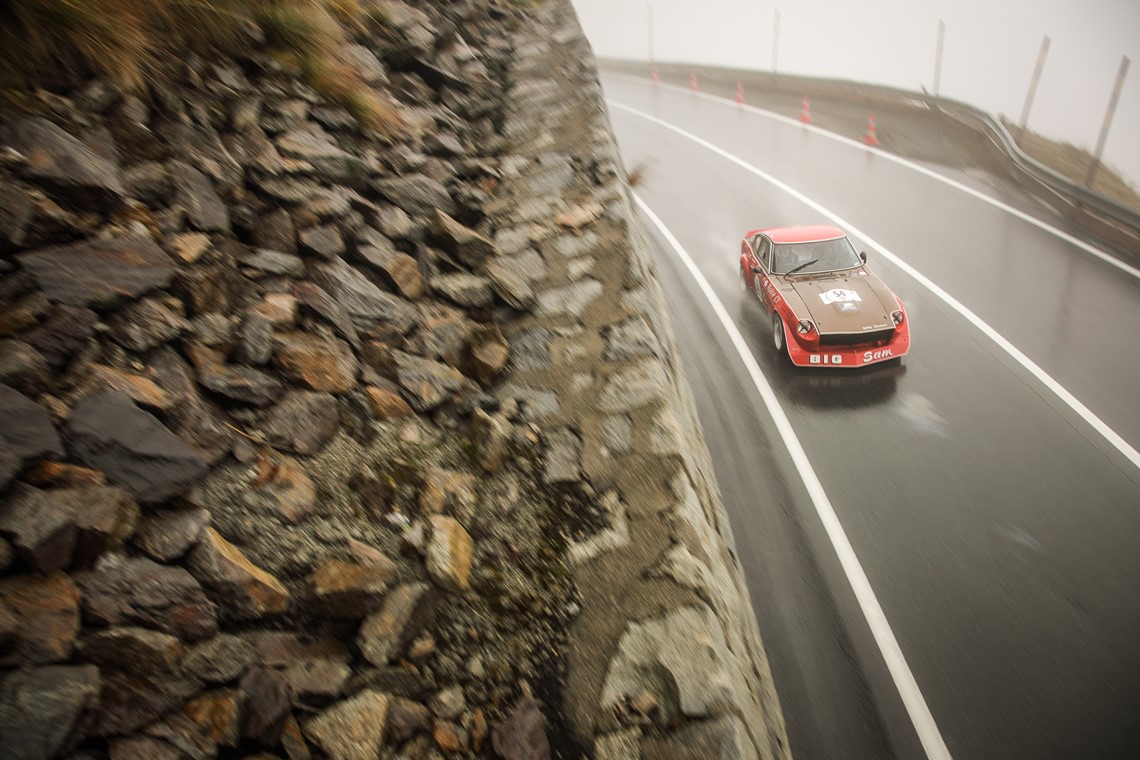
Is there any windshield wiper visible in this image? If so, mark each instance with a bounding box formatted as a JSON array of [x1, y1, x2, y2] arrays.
[[784, 259, 819, 277]]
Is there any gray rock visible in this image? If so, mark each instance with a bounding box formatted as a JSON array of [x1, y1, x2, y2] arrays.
[[385, 697, 430, 743], [596, 360, 670, 413], [0, 340, 49, 394], [373, 204, 415, 239], [262, 390, 340, 456], [292, 281, 361, 351], [23, 305, 97, 368], [304, 690, 390, 760], [595, 729, 641, 760], [406, 302, 474, 366], [192, 348, 285, 407], [0, 183, 37, 249], [91, 666, 200, 737], [509, 328, 551, 372], [601, 415, 633, 454], [345, 44, 389, 86], [183, 634, 257, 684], [0, 486, 76, 573], [299, 224, 346, 260], [108, 298, 190, 352], [312, 259, 417, 334], [537, 278, 602, 317], [17, 238, 176, 308], [431, 272, 494, 308], [170, 160, 229, 233], [122, 161, 171, 205], [132, 506, 209, 562], [357, 582, 435, 666], [373, 174, 455, 216], [527, 153, 574, 195], [639, 715, 757, 760], [485, 259, 536, 310], [66, 391, 208, 503], [77, 626, 183, 677], [604, 316, 660, 361], [277, 126, 365, 185], [243, 630, 350, 700], [492, 695, 550, 760], [430, 210, 495, 267], [74, 553, 218, 641], [542, 427, 580, 484], [0, 665, 101, 760], [146, 348, 235, 464], [0, 117, 125, 209], [238, 248, 304, 277], [187, 527, 290, 621], [429, 686, 465, 721], [392, 350, 467, 412]]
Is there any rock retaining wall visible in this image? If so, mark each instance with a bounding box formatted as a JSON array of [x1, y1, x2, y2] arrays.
[[0, 0, 789, 757]]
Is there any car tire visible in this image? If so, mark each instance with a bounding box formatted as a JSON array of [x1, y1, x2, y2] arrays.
[[739, 266, 749, 291], [772, 313, 787, 356]]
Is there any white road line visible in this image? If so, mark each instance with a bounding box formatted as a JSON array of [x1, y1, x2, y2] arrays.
[[634, 195, 954, 760], [607, 72, 1140, 281], [611, 100, 1140, 473]]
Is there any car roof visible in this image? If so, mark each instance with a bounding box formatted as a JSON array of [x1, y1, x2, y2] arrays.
[[746, 225, 846, 244]]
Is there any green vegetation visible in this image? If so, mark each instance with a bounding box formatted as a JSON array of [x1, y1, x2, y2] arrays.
[[0, 0, 402, 137]]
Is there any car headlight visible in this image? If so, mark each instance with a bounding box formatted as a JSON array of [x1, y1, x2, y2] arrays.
[[891, 310, 904, 326], [797, 319, 815, 335]]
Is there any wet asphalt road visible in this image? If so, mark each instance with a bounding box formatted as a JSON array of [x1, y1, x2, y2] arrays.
[[599, 73, 1140, 760]]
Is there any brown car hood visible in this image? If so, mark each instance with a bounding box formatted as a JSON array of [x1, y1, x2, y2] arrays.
[[786, 270, 897, 334]]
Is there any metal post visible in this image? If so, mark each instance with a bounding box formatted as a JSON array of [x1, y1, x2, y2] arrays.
[[772, 9, 780, 74], [1086, 55, 1130, 187], [1018, 35, 1051, 141], [933, 20, 945, 96]]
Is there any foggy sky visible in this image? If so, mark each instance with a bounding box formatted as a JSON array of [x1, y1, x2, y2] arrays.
[[571, 0, 1140, 190]]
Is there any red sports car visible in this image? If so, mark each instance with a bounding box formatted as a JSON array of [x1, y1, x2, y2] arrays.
[[739, 225, 910, 367]]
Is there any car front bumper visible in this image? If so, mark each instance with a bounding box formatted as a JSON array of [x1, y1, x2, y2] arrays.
[[786, 325, 910, 368]]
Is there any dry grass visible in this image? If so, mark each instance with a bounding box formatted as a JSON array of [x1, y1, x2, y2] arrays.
[[0, 0, 402, 137], [1003, 117, 1140, 213]]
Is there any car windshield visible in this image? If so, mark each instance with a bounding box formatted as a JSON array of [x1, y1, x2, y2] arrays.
[[771, 237, 861, 275]]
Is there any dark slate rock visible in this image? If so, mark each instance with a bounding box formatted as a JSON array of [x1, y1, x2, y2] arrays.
[[0, 183, 36, 250], [22, 305, 97, 368], [176, 264, 244, 318], [239, 667, 292, 744], [431, 273, 494, 308], [238, 248, 305, 277], [232, 312, 275, 366], [262, 391, 340, 455], [183, 634, 257, 684], [0, 117, 125, 209], [0, 665, 101, 760], [146, 348, 234, 465], [355, 235, 423, 299], [0, 340, 49, 395], [107, 298, 190, 352], [392, 350, 467, 412], [190, 348, 285, 407], [491, 695, 550, 760], [74, 553, 218, 641], [169, 161, 230, 233], [0, 385, 62, 468], [0, 447, 19, 492], [0, 485, 77, 573], [90, 667, 201, 737], [311, 259, 417, 334], [65, 391, 208, 504], [254, 208, 297, 254], [293, 281, 361, 352], [372, 173, 455, 216], [298, 224, 345, 260], [430, 209, 495, 268], [405, 302, 474, 366], [17, 238, 176, 308], [122, 161, 171, 205]]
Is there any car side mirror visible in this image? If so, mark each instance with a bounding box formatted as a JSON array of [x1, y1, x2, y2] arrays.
[[751, 266, 762, 274], [859, 251, 868, 263]]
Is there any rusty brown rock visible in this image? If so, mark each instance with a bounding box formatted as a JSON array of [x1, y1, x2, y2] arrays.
[[419, 467, 477, 517], [0, 572, 80, 666], [309, 558, 397, 619], [467, 325, 510, 385], [274, 332, 358, 394], [183, 687, 243, 749], [252, 292, 299, 326], [250, 455, 317, 524], [243, 631, 351, 700], [430, 209, 495, 268], [22, 461, 106, 489], [434, 720, 468, 753], [425, 516, 472, 593], [364, 384, 414, 420], [132, 506, 209, 562], [187, 528, 290, 621], [356, 240, 424, 299]]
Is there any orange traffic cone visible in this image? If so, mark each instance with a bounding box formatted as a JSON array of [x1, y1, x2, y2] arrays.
[[734, 80, 746, 104], [863, 112, 880, 146], [650, 64, 660, 84], [690, 71, 699, 93], [799, 95, 812, 123]]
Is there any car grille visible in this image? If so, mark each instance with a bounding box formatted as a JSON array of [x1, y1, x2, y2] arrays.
[[819, 327, 895, 346]]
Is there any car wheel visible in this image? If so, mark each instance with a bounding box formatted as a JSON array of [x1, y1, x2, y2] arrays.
[[772, 313, 786, 355], [739, 266, 749, 291]]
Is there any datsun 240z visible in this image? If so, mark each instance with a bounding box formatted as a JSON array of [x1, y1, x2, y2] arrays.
[[739, 225, 910, 367]]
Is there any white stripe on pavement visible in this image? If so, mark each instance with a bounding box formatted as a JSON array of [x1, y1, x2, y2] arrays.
[[611, 100, 1140, 473], [634, 194, 954, 760], [607, 72, 1140, 282]]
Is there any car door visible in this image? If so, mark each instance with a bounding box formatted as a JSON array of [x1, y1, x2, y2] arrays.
[[753, 236, 777, 314]]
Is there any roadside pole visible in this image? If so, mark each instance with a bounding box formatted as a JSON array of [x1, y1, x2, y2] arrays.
[[933, 20, 944, 97], [1085, 55, 1130, 187], [1018, 35, 1051, 142]]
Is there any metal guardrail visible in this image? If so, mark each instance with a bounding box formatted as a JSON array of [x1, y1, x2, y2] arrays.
[[924, 94, 1140, 235]]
